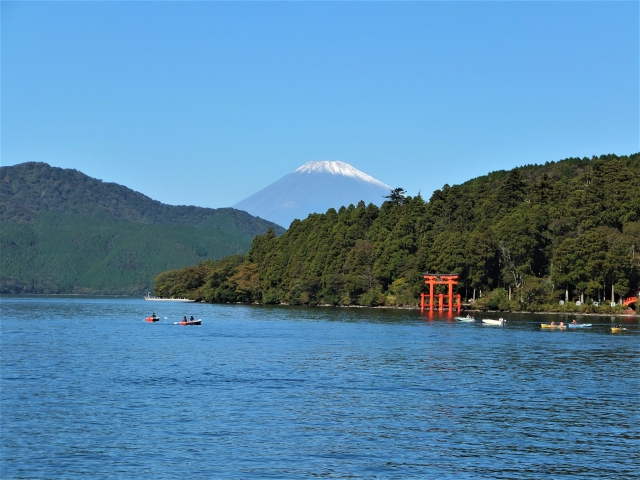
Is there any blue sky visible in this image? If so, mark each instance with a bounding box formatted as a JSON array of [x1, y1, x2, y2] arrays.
[[2, 1, 638, 208]]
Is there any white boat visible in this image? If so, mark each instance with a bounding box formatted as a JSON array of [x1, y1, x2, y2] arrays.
[[144, 292, 195, 302], [455, 316, 475, 322], [482, 318, 506, 326]]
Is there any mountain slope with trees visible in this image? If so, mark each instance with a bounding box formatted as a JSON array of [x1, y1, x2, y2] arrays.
[[0, 162, 284, 294], [154, 153, 640, 312]]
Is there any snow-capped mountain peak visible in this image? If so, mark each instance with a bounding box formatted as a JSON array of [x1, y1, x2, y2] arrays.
[[293, 161, 390, 189], [233, 160, 392, 228]]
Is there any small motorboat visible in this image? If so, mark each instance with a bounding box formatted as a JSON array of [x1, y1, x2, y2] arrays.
[[611, 327, 627, 333], [482, 318, 506, 326], [455, 316, 475, 322], [541, 323, 567, 329], [567, 323, 592, 329], [174, 319, 202, 326], [145, 316, 159, 322]]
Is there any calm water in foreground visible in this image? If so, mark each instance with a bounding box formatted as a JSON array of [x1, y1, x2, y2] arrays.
[[1, 296, 639, 479]]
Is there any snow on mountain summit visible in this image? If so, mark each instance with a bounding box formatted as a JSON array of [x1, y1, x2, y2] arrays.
[[294, 161, 391, 189], [233, 160, 392, 228]]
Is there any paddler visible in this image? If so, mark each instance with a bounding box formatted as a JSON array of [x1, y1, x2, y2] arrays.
[[551, 321, 556, 326], [572, 319, 577, 325], [190, 316, 195, 322]]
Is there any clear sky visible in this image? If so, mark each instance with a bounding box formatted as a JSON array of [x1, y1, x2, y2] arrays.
[[2, 1, 638, 209]]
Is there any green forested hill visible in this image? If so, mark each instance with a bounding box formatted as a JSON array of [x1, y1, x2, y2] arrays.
[[154, 153, 640, 312], [0, 162, 284, 294]]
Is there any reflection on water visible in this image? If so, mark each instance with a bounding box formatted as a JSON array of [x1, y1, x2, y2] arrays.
[[1, 296, 639, 479]]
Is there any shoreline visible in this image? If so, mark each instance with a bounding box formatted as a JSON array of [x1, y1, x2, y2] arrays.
[[464, 309, 639, 318], [247, 302, 639, 317], [1, 293, 637, 317]]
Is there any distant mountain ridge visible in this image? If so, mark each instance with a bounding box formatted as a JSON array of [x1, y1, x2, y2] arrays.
[[233, 160, 391, 228], [1, 162, 284, 233], [0, 162, 284, 294]]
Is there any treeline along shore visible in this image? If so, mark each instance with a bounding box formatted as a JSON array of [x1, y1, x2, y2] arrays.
[[154, 153, 640, 313]]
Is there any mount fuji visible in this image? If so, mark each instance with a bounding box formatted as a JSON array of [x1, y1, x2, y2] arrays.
[[233, 161, 392, 228]]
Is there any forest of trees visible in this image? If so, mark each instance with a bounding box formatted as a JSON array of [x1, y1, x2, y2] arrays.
[[0, 162, 284, 294], [155, 153, 639, 312]]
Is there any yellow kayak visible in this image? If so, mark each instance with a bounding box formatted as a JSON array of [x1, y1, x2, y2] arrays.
[[541, 323, 567, 329], [611, 327, 627, 333]]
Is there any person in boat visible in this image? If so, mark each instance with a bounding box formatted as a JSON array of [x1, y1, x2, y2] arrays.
[[183, 316, 187, 322], [152, 313, 157, 320], [559, 322, 565, 327], [190, 316, 195, 322], [551, 321, 556, 326], [572, 319, 577, 324]]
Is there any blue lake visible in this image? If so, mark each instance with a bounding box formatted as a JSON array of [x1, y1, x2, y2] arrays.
[[2, 296, 639, 479]]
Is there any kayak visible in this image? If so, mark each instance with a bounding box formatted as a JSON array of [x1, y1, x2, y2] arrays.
[[455, 316, 475, 322], [145, 317, 159, 322], [611, 327, 627, 333], [541, 323, 567, 329], [482, 318, 506, 326], [567, 323, 592, 329], [174, 319, 201, 326]]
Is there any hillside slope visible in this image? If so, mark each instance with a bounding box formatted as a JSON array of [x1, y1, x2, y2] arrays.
[[155, 153, 640, 312], [0, 162, 284, 294]]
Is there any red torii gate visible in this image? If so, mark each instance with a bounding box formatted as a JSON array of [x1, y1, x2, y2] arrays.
[[420, 273, 461, 313]]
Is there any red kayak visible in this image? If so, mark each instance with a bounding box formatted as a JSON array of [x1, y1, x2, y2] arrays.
[[145, 317, 159, 322], [174, 319, 201, 326]]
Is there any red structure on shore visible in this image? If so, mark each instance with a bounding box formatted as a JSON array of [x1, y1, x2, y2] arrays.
[[420, 273, 461, 313]]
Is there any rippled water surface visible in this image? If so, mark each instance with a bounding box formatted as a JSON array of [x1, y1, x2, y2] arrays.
[[2, 296, 639, 479]]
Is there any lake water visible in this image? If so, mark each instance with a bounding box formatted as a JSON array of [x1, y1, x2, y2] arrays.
[[2, 296, 639, 479]]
